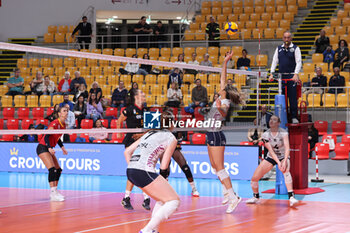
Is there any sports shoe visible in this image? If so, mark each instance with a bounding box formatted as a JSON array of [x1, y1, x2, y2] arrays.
[[226, 196, 242, 213], [139, 230, 158, 233], [55, 190, 65, 200], [192, 189, 200, 197], [245, 197, 260, 204], [50, 192, 64, 202], [222, 192, 229, 205], [292, 118, 299, 124], [142, 198, 151, 210], [121, 197, 134, 210], [289, 196, 299, 207]]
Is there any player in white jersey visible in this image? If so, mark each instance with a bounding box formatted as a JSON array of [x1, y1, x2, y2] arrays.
[[246, 115, 299, 207], [206, 51, 245, 214], [124, 111, 179, 233]]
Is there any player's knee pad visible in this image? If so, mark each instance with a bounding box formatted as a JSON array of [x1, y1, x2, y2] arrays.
[[48, 167, 57, 182], [163, 200, 180, 220], [56, 168, 62, 181], [284, 172, 292, 184], [181, 164, 193, 180], [216, 169, 229, 181], [251, 181, 259, 189]]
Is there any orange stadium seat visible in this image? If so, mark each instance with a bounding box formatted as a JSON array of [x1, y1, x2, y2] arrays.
[[55, 33, 65, 43], [48, 25, 57, 33], [233, 7, 243, 14], [261, 13, 271, 21]]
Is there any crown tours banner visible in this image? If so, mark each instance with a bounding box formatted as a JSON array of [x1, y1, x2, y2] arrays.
[[0, 142, 258, 180]]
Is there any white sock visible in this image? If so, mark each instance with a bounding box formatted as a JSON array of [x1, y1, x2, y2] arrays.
[[189, 182, 196, 191], [227, 188, 237, 200], [50, 187, 57, 193], [142, 200, 179, 232], [152, 201, 163, 218], [124, 190, 131, 198], [143, 192, 149, 200]]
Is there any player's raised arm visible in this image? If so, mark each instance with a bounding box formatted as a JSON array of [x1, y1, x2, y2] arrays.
[[220, 50, 234, 91]]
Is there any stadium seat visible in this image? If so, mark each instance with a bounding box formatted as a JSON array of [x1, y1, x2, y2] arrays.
[[323, 93, 335, 107], [223, 0, 233, 7], [313, 143, 330, 160], [233, 6, 243, 14], [192, 133, 206, 144], [222, 7, 232, 15], [256, 54, 268, 67], [314, 120, 328, 135], [55, 33, 65, 43], [17, 107, 30, 119], [3, 107, 15, 119], [266, 6, 275, 14], [201, 7, 211, 15], [32, 107, 44, 119], [244, 6, 254, 14], [106, 107, 118, 118], [298, 0, 307, 7], [0, 119, 3, 129], [268, 20, 279, 29], [39, 95, 51, 107], [1, 95, 13, 107], [337, 93, 348, 107], [211, 7, 222, 15], [312, 53, 324, 63], [36, 119, 49, 126], [44, 33, 54, 43], [234, 0, 243, 7], [81, 119, 93, 129], [250, 13, 261, 22], [52, 95, 63, 106], [332, 143, 349, 160], [303, 63, 315, 73], [14, 95, 26, 107], [341, 134, 350, 144], [335, 26, 346, 35], [257, 21, 267, 29], [330, 17, 341, 27], [195, 30, 206, 40], [111, 133, 125, 143], [0, 135, 15, 142], [287, 5, 298, 14], [7, 119, 19, 129], [21, 119, 34, 130], [331, 120, 346, 135], [307, 94, 321, 107]]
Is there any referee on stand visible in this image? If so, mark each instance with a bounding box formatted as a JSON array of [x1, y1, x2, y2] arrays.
[[270, 31, 302, 124]]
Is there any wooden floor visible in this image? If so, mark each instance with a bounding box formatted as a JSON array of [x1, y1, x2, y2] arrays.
[[1, 187, 350, 233]]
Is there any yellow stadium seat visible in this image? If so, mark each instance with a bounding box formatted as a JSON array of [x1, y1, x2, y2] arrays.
[[245, 0, 254, 6], [208, 47, 219, 57], [196, 47, 207, 57], [55, 67, 65, 77], [208, 73, 220, 84], [17, 58, 27, 68], [264, 28, 275, 39], [340, 72, 350, 82], [91, 49, 101, 54], [125, 48, 136, 57], [14, 95, 25, 107], [284, 12, 294, 21], [184, 47, 195, 57], [43, 67, 54, 76], [266, 6, 275, 14], [87, 59, 97, 67], [157, 74, 168, 85], [0, 85, 8, 96], [222, 7, 232, 15], [323, 93, 335, 107], [256, 54, 268, 67], [330, 17, 341, 27], [335, 26, 346, 35], [241, 29, 251, 39], [337, 93, 348, 107], [303, 63, 315, 73], [239, 13, 249, 22], [55, 33, 65, 43], [183, 74, 195, 83], [216, 15, 227, 24], [223, 0, 232, 7], [26, 95, 38, 107], [137, 48, 148, 58], [228, 14, 239, 22], [195, 15, 205, 24], [40, 58, 51, 67], [28, 58, 39, 67], [172, 47, 183, 57], [219, 46, 231, 56], [233, 6, 243, 14], [52, 58, 63, 68], [255, 0, 264, 6], [103, 66, 114, 76], [199, 22, 207, 30], [277, 5, 287, 13], [323, 26, 333, 35], [234, 0, 243, 7], [308, 94, 321, 107], [158, 56, 169, 62], [257, 21, 267, 29], [170, 56, 177, 63], [80, 49, 90, 53], [52, 95, 63, 106], [338, 10, 347, 19], [232, 46, 243, 55], [95, 76, 105, 85], [133, 74, 144, 84], [76, 58, 87, 67], [48, 25, 57, 33], [273, 12, 283, 21], [288, 5, 298, 14], [102, 48, 113, 55], [91, 66, 102, 76], [250, 13, 261, 22], [261, 13, 271, 21], [66, 33, 75, 43], [276, 0, 285, 5], [211, 7, 222, 16], [329, 34, 339, 44], [247, 55, 255, 67], [1, 95, 13, 107], [149, 48, 159, 58], [245, 21, 256, 29], [145, 74, 157, 84], [195, 30, 205, 40], [252, 28, 261, 39], [114, 48, 124, 56], [312, 53, 324, 63], [345, 3, 350, 12], [212, 0, 221, 7], [253, 5, 264, 14], [201, 7, 211, 15], [244, 6, 254, 14], [201, 1, 211, 8], [299, 72, 309, 83], [190, 23, 200, 31], [342, 17, 350, 27], [159, 48, 170, 58], [39, 95, 51, 107], [63, 58, 74, 67], [298, 0, 307, 7], [268, 20, 279, 29]]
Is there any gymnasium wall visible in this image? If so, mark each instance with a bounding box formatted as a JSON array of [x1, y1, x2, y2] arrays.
[[0, 0, 193, 41]]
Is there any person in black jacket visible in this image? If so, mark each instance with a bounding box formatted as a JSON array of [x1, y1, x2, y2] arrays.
[[236, 49, 251, 69], [315, 29, 330, 54], [206, 16, 220, 47], [154, 20, 167, 49], [308, 123, 319, 158], [333, 39, 349, 70], [328, 67, 345, 94], [71, 16, 92, 50]]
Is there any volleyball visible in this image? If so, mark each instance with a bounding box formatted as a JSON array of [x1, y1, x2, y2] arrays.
[[224, 22, 238, 36]]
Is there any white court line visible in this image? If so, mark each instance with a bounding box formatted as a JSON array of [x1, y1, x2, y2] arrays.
[[0, 192, 112, 208], [75, 204, 225, 233]]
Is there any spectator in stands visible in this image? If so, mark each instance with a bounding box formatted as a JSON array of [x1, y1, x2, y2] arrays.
[[333, 39, 349, 70], [323, 45, 335, 71], [270, 31, 302, 124], [64, 103, 76, 129], [167, 68, 182, 89], [119, 54, 139, 75], [200, 54, 213, 74], [257, 105, 273, 130], [70, 71, 87, 94], [73, 83, 88, 103], [134, 16, 153, 48], [236, 49, 250, 69], [29, 71, 44, 95], [86, 92, 103, 123], [73, 95, 87, 129], [247, 119, 264, 146], [328, 67, 345, 94], [175, 53, 186, 72], [303, 67, 327, 105], [58, 71, 71, 94], [89, 119, 108, 142], [71, 16, 92, 50], [166, 82, 182, 107], [188, 79, 208, 110], [206, 16, 220, 47], [186, 52, 199, 75], [19, 124, 38, 142], [59, 93, 74, 111], [46, 104, 59, 122], [136, 54, 152, 75], [37, 76, 57, 96], [88, 81, 102, 102], [112, 81, 128, 107], [154, 20, 167, 49], [6, 68, 24, 96], [308, 122, 319, 158], [315, 29, 330, 54]]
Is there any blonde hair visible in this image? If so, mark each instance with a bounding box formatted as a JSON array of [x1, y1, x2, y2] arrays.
[[91, 81, 99, 88], [224, 84, 246, 106]]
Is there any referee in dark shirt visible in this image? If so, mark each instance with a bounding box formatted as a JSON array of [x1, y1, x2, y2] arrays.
[[71, 16, 92, 50]]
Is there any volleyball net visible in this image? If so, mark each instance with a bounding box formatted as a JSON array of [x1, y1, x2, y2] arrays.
[[0, 42, 268, 141]]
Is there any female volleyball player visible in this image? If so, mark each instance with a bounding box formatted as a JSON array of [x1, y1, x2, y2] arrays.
[[117, 89, 151, 210], [206, 51, 245, 213], [246, 115, 299, 207], [36, 106, 68, 201], [124, 111, 179, 233]]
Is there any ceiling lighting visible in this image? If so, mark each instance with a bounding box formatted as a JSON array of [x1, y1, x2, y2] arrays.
[[176, 16, 181, 19], [113, 16, 118, 19]]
